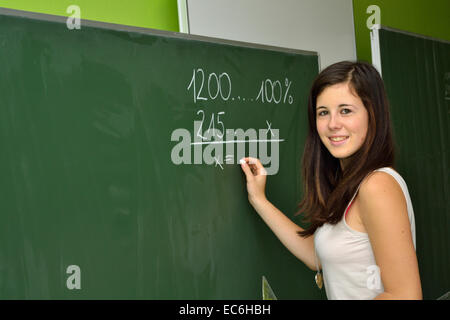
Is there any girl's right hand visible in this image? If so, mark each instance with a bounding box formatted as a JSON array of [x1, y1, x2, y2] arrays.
[[240, 157, 268, 207]]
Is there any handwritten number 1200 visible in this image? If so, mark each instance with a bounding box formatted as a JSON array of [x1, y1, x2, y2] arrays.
[[187, 68, 231, 103]]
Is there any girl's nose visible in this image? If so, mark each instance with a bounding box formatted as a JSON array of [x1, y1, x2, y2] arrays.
[[328, 113, 342, 130]]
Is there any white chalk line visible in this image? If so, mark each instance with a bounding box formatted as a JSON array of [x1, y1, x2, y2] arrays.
[[190, 139, 285, 146]]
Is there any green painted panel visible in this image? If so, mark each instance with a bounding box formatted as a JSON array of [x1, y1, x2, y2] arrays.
[[379, 27, 450, 299], [0, 9, 323, 299], [0, 0, 179, 31]]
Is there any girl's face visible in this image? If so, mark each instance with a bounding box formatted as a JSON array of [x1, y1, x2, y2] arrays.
[[315, 82, 369, 165]]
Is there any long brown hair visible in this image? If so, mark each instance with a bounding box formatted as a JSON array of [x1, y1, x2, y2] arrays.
[[297, 61, 394, 237]]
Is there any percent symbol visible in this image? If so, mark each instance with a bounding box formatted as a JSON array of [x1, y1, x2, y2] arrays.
[[284, 78, 293, 104]]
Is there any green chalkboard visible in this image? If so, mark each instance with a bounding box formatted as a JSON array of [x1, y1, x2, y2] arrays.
[[378, 27, 450, 299], [0, 8, 322, 299]]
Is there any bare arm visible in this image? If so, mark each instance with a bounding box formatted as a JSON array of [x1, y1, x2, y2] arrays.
[[240, 157, 318, 271], [359, 172, 422, 300]]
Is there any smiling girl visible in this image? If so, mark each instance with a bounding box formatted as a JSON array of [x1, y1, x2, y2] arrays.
[[240, 61, 422, 300]]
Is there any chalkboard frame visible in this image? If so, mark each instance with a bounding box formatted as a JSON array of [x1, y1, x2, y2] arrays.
[[371, 24, 450, 75], [379, 25, 450, 45]]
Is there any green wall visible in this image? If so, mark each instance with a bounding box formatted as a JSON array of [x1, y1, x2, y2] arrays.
[[0, 0, 179, 31], [353, 0, 450, 62]]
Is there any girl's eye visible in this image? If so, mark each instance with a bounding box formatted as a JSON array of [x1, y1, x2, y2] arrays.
[[317, 110, 328, 116], [341, 108, 352, 114]]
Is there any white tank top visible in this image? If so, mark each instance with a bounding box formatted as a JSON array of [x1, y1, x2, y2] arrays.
[[314, 167, 416, 300]]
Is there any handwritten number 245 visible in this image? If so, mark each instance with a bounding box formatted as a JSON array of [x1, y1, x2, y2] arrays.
[[196, 110, 225, 140]]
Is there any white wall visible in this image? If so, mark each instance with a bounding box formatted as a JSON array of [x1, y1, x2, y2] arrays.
[[186, 0, 356, 70]]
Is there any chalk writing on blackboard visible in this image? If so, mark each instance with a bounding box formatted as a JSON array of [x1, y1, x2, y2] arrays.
[[195, 110, 225, 140], [256, 78, 294, 104], [171, 122, 282, 175], [187, 68, 295, 105], [187, 68, 232, 103], [171, 67, 292, 175]]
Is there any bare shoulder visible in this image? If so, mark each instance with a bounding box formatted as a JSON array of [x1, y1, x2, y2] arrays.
[[358, 170, 407, 220], [360, 170, 403, 193]]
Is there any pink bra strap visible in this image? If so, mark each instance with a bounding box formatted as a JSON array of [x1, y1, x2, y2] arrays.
[[344, 171, 373, 218], [344, 199, 354, 218]]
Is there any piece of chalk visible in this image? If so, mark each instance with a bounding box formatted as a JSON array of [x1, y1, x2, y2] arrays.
[[239, 159, 246, 165]]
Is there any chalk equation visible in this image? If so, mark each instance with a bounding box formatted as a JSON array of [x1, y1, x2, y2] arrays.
[[171, 121, 282, 175], [187, 68, 295, 105], [170, 67, 294, 175]]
